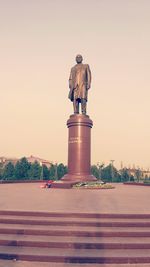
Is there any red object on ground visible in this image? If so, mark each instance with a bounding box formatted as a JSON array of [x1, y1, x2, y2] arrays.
[[40, 180, 54, 188]]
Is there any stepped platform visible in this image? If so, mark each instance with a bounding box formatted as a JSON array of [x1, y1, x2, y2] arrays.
[[0, 262, 150, 267], [0, 183, 150, 266]]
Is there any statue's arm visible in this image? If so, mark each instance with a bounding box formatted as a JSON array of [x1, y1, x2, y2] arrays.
[[68, 69, 74, 101], [69, 69, 73, 89], [86, 65, 91, 89]]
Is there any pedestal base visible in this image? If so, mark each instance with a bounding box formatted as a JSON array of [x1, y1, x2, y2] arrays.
[[61, 114, 97, 183], [61, 173, 97, 182], [51, 181, 78, 189]]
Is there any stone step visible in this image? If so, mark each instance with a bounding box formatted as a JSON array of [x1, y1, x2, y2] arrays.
[[0, 234, 150, 249], [1, 261, 150, 267], [0, 226, 150, 237], [1, 211, 150, 265], [0, 222, 150, 231], [1, 210, 150, 219], [1, 214, 150, 222], [1, 217, 150, 227], [1, 234, 150, 243], [0, 246, 150, 263]]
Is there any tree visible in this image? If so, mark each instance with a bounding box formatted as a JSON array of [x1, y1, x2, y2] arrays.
[[49, 164, 56, 180], [120, 168, 130, 182], [91, 165, 99, 178], [28, 161, 41, 179], [48, 163, 67, 180], [135, 169, 142, 182], [0, 163, 3, 180], [14, 157, 31, 179], [43, 165, 50, 180], [2, 162, 15, 180], [0, 169, 2, 180], [101, 164, 121, 182], [57, 163, 67, 179]]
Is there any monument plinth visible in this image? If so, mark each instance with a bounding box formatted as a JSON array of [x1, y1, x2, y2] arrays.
[[51, 54, 97, 188], [61, 114, 96, 182]]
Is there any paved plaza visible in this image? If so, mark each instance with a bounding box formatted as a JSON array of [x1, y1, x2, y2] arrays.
[[0, 183, 150, 214]]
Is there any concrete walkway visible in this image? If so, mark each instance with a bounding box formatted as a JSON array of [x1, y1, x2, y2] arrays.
[[0, 183, 150, 214]]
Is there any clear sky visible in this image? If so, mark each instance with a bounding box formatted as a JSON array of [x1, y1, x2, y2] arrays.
[[0, 0, 150, 169]]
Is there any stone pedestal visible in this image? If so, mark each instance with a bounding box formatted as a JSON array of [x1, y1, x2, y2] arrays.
[[61, 114, 96, 182]]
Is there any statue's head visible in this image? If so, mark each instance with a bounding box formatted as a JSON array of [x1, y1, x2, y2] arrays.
[[76, 54, 83, 64]]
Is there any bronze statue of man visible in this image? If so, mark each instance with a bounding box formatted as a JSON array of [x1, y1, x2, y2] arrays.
[[68, 55, 91, 115]]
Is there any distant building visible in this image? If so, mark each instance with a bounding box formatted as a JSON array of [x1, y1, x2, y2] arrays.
[[0, 157, 6, 164], [0, 156, 52, 168], [141, 169, 150, 179], [26, 155, 52, 168], [122, 167, 150, 180], [0, 157, 18, 166], [127, 168, 137, 178]]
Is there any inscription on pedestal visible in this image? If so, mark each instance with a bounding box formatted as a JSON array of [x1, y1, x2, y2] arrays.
[[69, 137, 82, 144]]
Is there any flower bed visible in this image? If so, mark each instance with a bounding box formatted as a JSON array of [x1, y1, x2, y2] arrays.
[[73, 181, 115, 189]]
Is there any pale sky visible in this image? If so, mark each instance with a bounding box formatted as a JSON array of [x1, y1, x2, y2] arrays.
[[0, 0, 150, 169]]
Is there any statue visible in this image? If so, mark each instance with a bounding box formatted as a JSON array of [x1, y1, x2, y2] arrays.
[[68, 54, 91, 115]]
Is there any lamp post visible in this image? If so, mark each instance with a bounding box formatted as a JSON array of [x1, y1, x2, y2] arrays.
[[55, 162, 58, 180], [40, 164, 43, 180], [97, 162, 104, 180], [110, 160, 115, 183], [97, 162, 101, 179]]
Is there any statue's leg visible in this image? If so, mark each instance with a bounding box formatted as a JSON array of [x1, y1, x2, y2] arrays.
[[81, 98, 86, 114], [73, 99, 79, 114]]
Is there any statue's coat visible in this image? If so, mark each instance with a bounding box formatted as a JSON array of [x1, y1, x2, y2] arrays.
[[68, 63, 91, 102]]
